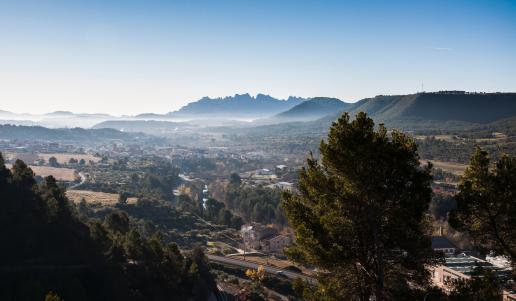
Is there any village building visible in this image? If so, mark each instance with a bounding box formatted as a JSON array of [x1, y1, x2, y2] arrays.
[[241, 223, 293, 254], [431, 236, 457, 256]]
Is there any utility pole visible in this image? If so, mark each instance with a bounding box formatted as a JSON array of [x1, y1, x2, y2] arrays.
[[243, 234, 246, 261]]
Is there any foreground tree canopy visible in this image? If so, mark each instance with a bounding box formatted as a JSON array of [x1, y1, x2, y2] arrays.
[[450, 147, 516, 269], [283, 112, 437, 301], [0, 153, 215, 301]]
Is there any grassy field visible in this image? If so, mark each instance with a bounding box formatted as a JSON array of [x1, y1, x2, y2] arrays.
[[30, 166, 77, 181], [6, 164, 77, 181], [422, 160, 468, 175], [3, 152, 39, 164], [414, 135, 462, 142], [39, 153, 101, 164], [66, 190, 137, 206], [3, 152, 101, 165], [474, 132, 508, 143]]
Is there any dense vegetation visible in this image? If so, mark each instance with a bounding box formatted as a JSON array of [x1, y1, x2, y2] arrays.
[[450, 148, 516, 269], [0, 153, 216, 301], [222, 176, 287, 226], [283, 113, 438, 301]]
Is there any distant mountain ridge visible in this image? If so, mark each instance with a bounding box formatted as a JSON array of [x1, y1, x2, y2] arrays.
[[0, 124, 147, 141], [271, 97, 349, 122], [167, 93, 307, 118], [323, 91, 516, 124]]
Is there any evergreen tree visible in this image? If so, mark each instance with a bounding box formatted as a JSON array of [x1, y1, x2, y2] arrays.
[[449, 147, 516, 269], [48, 156, 59, 167], [282, 113, 437, 301], [0, 152, 215, 300]]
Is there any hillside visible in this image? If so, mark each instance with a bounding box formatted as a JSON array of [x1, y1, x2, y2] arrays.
[[269, 97, 349, 122], [168, 93, 306, 118], [235, 92, 516, 145], [93, 119, 191, 134], [0, 124, 148, 142], [341, 92, 516, 124]]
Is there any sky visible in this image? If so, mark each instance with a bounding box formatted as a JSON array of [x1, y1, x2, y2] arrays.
[[0, 0, 515, 115]]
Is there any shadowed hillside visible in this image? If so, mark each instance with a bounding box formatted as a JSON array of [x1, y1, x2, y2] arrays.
[[270, 97, 349, 122], [344, 92, 516, 124], [0, 124, 154, 142]]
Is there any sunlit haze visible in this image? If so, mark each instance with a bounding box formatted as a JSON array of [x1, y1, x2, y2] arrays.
[[1, 0, 515, 115]]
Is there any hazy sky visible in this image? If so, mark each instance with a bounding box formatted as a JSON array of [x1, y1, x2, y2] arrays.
[[1, 0, 515, 115]]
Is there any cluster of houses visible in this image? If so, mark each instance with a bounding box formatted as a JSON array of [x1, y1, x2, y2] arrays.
[[241, 222, 293, 254], [430, 236, 515, 300], [239, 165, 295, 191]]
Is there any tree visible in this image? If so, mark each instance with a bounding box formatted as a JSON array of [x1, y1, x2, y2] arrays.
[[282, 112, 437, 301], [44, 291, 64, 301], [118, 191, 129, 205], [218, 209, 232, 226], [79, 158, 86, 165], [449, 147, 516, 267], [0, 154, 216, 300], [246, 265, 266, 286], [204, 198, 225, 220], [68, 158, 78, 164], [48, 156, 59, 167], [231, 215, 244, 230], [104, 211, 130, 235], [229, 172, 241, 185]]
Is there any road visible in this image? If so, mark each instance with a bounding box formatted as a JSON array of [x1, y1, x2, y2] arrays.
[[207, 254, 315, 283], [69, 172, 86, 189]]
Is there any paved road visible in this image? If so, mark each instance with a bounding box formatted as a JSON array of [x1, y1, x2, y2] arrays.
[[207, 254, 315, 283]]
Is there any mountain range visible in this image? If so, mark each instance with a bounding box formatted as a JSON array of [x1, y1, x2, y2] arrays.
[[163, 93, 307, 119], [2, 92, 516, 133]]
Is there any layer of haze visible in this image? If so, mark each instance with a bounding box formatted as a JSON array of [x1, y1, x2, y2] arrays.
[[1, 0, 515, 115]]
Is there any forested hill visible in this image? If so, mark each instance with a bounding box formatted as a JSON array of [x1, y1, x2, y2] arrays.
[[271, 97, 349, 121], [342, 92, 516, 124], [0, 124, 148, 142], [0, 155, 216, 300], [168, 93, 307, 118]]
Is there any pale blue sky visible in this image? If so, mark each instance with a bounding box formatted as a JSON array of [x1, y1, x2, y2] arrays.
[[0, 0, 515, 115]]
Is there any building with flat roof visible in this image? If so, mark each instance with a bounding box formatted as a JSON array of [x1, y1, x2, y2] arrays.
[[430, 253, 515, 301]]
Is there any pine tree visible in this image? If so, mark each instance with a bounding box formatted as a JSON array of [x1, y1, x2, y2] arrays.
[[282, 112, 437, 301], [450, 147, 516, 268]]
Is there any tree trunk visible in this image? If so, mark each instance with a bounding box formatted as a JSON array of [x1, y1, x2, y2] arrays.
[[373, 221, 384, 301]]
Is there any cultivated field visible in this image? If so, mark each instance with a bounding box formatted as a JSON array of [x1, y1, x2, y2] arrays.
[[30, 166, 77, 181], [3, 152, 40, 164], [6, 164, 77, 181], [414, 135, 462, 142], [38, 153, 101, 164], [3, 152, 101, 165], [474, 132, 508, 143], [66, 190, 138, 206], [422, 160, 468, 175]]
